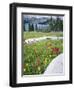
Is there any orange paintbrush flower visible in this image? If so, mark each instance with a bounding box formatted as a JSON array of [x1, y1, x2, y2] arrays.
[[51, 47, 60, 54], [36, 57, 40, 66]]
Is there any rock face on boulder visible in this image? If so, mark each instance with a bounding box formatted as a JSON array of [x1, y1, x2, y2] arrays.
[[44, 53, 64, 75]]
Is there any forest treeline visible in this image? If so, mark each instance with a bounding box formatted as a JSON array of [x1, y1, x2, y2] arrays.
[[24, 16, 63, 32]]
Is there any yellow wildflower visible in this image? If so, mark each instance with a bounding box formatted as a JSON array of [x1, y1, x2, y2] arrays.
[[44, 58, 47, 65], [26, 63, 28, 66], [38, 66, 41, 71], [24, 68, 26, 72], [49, 55, 52, 57]]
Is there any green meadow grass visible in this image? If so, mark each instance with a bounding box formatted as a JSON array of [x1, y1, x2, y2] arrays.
[[23, 31, 63, 39]]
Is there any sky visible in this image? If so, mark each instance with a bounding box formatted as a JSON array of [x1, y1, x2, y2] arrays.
[[23, 14, 64, 20]]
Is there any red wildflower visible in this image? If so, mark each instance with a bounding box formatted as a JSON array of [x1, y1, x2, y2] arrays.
[[52, 47, 60, 54], [36, 57, 40, 66]]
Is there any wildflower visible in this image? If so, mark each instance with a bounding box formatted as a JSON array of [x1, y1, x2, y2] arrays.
[[52, 47, 60, 54], [48, 44, 52, 48], [24, 68, 26, 72], [26, 63, 29, 67], [38, 66, 41, 71], [49, 55, 52, 57], [46, 42, 52, 48], [36, 57, 40, 65], [44, 58, 47, 65]]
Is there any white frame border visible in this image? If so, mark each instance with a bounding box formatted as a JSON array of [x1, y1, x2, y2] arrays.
[[16, 7, 70, 84]]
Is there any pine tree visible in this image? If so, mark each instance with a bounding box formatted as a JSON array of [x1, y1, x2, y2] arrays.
[[29, 24, 34, 31]]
